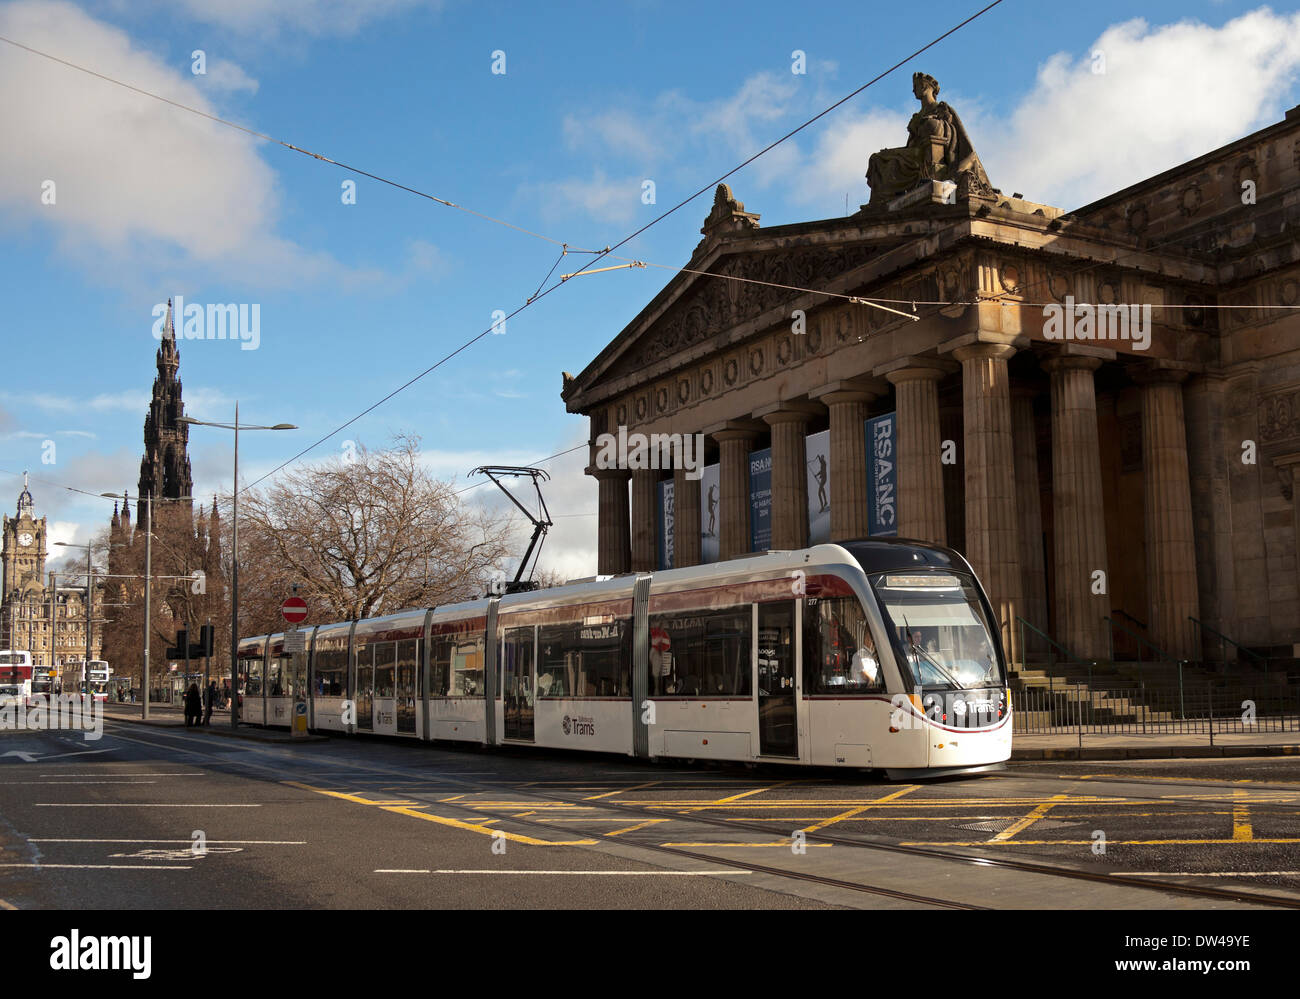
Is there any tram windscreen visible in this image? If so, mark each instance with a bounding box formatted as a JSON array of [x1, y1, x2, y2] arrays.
[[869, 572, 1003, 689]]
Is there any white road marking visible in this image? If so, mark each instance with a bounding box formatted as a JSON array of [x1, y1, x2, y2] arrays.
[[30, 839, 305, 844], [0, 863, 192, 870], [0, 781, 156, 785], [1, 749, 113, 763], [375, 869, 754, 875], [1122, 871, 1300, 877], [35, 803, 261, 808]]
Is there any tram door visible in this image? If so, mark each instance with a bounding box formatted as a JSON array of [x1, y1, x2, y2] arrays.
[[502, 626, 534, 742], [757, 602, 797, 757], [355, 645, 373, 731]]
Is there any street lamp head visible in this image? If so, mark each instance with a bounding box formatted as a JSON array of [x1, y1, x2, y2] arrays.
[[271, 424, 297, 430]]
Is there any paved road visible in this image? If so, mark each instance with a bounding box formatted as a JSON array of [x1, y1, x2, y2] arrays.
[[3, 720, 1300, 910]]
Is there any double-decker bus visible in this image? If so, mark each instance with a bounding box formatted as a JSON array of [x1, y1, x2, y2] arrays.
[[0, 650, 34, 705], [64, 660, 113, 702]]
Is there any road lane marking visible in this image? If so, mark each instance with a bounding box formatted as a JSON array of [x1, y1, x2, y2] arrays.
[[586, 780, 660, 800], [1232, 790, 1253, 841], [283, 780, 598, 846], [0, 899, 17, 909], [375, 869, 754, 875], [902, 837, 1300, 846], [35, 803, 260, 807], [0, 863, 192, 870], [30, 839, 305, 845], [799, 786, 919, 834], [1123, 871, 1300, 877], [605, 819, 671, 837], [713, 781, 793, 804], [0, 781, 157, 785], [993, 794, 1069, 842]]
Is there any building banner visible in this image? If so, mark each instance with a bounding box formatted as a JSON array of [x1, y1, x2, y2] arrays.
[[699, 463, 720, 564], [865, 413, 898, 537], [749, 447, 773, 551], [806, 429, 830, 544], [657, 478, 675, 570]]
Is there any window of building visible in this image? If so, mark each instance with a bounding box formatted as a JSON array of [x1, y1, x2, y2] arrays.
[[649, 605, 751, 697]]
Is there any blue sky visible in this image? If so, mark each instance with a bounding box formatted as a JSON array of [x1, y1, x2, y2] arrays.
[[2, 0, 1299, 577]]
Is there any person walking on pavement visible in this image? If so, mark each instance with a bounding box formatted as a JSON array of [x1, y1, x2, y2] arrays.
[[184, 682, 201, 727], [205, 681, 216, 726]]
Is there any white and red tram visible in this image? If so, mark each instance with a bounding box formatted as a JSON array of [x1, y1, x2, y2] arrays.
[[238, 540, 1012, 778]]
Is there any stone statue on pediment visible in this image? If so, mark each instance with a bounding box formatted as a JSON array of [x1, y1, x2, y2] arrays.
[[866, 72, 993, 203]]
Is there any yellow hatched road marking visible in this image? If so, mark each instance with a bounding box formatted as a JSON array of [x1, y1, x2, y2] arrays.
[[1232, 790, 1253, 841], [713, 781, 794, 804], [586, 781, 660, 800], [283, 781, 596, 846], [799, 785, 919, 834], [606, 819, 671, 837], [993, 794, 1068, 842], [0, 899, 17, 910]]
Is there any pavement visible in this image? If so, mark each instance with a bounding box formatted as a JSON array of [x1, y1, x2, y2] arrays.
[[99, 702, 1300, 761]]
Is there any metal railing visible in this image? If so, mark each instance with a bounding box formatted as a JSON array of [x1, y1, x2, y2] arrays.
[[1012, 682, 1299, 738], [1188, 616, 1266, 670]]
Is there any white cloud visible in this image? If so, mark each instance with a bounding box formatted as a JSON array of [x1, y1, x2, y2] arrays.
[[521, 169, 646, 226], [169, 0, 442, 37], [0, 1, 371, 287], [203, 58, 259, 95], [977, 11, 1300, 208]]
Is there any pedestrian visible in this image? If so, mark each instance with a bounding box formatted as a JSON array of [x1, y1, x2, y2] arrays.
[[205, 681, 216, 726], [184, 682, 201, 727]]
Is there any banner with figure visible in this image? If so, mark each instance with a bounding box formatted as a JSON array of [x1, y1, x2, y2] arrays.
[[658, 478, 675, 570], [806, 429, 830, 544], [749, 447, 772, 551], [865, 413, 898, 536], [699, 463, 720, 563]]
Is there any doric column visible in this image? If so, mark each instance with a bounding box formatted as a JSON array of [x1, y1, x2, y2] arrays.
[[712, 426, 761, 561], [1136, 366, 1200, 660], [882, 361, 950, 544], [673, 464, 702, 568], [592, 468, 631, 575], [950, 342, 1023, 663], [1012, 388, 1049, 652], [630, 469, 658, 572], [758, 404, 819, 550], [1043, 354, 1109, 661], [809, 383, 880, 542]]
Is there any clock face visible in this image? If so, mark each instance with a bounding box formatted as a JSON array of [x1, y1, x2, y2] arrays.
[[18, 532, 33, 548]]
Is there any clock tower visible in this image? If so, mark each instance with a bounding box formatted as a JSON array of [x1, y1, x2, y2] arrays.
[[1, 472, 47, 599]]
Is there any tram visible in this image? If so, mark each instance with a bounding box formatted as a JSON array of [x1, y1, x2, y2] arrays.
[[238, 540, 1012, 778]]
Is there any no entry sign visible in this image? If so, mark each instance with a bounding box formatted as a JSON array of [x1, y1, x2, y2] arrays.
[[281, 596, 308, 624]]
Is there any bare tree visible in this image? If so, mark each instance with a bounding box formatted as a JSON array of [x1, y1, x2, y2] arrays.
[[234, 434, 515, 633]]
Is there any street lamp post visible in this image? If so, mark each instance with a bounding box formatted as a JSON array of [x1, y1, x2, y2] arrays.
[[102, 493, 192, 719], [179, 406, 296, 729], [54, 541, 96, 695]]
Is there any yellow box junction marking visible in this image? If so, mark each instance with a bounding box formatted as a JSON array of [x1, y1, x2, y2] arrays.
[[799, 785, 920, 834], [282, 781, 597, 847], [992, 794, 1069, 842]]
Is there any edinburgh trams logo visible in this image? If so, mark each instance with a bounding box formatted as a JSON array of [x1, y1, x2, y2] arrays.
[[50, 931, 151, 979], [562, 714, 595, 736]]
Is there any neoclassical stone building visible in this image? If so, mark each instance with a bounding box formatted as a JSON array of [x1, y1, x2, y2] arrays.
[[562, 89, 1300, 668]]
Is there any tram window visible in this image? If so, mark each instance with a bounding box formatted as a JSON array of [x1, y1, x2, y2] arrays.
[[314, 647, 348, 696], [430, 637, 452, 697], [242, 656, 262, 696], [396, 639, 418, 704], [537, 618, 631, 698], [373, 642, 397, 697], [803, 597, 882, 694], [267, 656, 284, 696], [450, 634, 484, 696], [649, 606, 751, 697]]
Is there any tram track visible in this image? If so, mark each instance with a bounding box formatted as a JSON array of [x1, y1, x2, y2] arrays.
[[89, 722, 1300, 909]]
